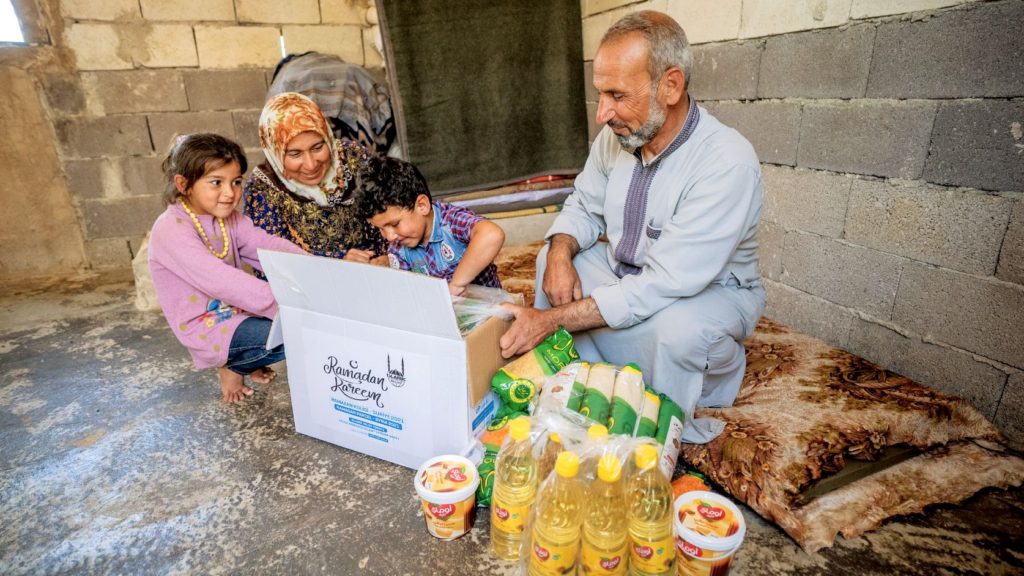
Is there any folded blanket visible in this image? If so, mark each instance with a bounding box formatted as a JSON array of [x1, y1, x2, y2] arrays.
[[680, 318, 1024, 552]]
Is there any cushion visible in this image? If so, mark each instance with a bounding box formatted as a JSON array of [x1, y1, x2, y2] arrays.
[[494, 242, 1024, 553]]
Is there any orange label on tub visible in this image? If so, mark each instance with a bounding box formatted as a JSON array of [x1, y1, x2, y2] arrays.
[[677, 497, 738, 539], [418, 459, 474, 493], [491, 502, 530, 534], [421, 498, 475, 540], [675, 537, 733, 576], [630, 535, 675, 574]]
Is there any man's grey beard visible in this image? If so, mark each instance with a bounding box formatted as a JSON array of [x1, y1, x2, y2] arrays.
[[611, 94, 667, 149]]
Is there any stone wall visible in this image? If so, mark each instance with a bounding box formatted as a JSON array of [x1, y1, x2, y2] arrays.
[[581, 0, 1024, 444], [0, 0, 87, 283], [2, 0, 380, 278]]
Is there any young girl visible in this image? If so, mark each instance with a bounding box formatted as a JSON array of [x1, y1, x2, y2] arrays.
[[149, 133, 307, 403]]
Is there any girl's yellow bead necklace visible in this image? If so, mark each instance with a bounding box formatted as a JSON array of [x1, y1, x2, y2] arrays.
[[181, 199, 230, 259]]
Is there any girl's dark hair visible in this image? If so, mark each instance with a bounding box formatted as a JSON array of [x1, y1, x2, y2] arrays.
[[354, 155, 431, 220], [161, 133, 248, 204]]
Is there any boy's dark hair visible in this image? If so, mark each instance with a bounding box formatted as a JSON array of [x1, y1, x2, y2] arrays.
[[355, 155, 432, 220], [160, 133, 248, 205]]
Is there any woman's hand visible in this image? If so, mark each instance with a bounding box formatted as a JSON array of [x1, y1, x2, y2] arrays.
[[370, 254, 390, 267], [342, 248, 375, 263]]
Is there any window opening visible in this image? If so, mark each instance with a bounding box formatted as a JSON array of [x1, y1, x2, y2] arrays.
[[0, 0, 24, 43]]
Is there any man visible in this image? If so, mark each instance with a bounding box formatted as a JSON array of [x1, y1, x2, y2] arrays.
[[499, 11, 765, 443]]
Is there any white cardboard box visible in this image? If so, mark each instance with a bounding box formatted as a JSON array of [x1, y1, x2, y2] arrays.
[[260, 250, 509, 469]]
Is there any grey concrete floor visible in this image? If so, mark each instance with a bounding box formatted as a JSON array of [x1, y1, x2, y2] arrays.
[[1, 276, 1022, 575]]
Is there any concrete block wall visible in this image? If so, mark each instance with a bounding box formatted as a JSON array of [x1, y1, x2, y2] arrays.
[[43, 0, 380, 270], [581, 0, 1024, 444]]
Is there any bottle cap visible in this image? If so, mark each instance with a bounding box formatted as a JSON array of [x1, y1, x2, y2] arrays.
[[555, 451, 580, 478], [597, 454, 622, 482], [509, 416, 531, 441], [634, 444, 658, 469], [548, 432, 561, 444], [587, 424, 608, 440]]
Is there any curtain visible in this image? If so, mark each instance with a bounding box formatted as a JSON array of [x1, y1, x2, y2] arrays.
[[377, 0, 589, 195]]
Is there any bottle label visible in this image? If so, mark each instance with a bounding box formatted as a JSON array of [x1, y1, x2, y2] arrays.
[[530, 539, 578, 575], [581, 539, 627, 575], [630, 535, 675, 574], [491, 501, 530, 534]]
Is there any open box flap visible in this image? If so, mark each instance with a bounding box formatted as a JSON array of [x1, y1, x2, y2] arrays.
[[465, 315, 512, 406], [259, 250, 461, 340]]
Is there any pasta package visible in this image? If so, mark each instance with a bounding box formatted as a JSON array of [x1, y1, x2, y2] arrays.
[[537, 361, 589, 412], [565, 360, 589, 409], [655, 393, 686, 479], [491, 327, 578, 411], [567, 362, 589, 412], [579, 362, 616, 424], [635, 387, 661, 438], [476, 448, 498, 507], [491, 377, 535, 413], [607, 363, 644, 435]]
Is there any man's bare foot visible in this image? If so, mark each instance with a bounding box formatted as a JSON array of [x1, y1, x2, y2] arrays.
[[249, 367, 277, 385], [218, 367, 254, 403]]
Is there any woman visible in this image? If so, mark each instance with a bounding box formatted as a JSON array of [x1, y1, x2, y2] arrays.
[[244, 92, 386, 262]]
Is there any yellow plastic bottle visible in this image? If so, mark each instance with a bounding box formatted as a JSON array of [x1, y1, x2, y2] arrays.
[[537, 431, 563, 482], [528, 451, 584, 576], [580, 454, 629, 575], [491, 417, 539, 561], [581, 423, 610, 478], [626, 444, 675, 576]]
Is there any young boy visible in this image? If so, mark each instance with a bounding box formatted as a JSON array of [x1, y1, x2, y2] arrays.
[[355, 156, 505, 296]]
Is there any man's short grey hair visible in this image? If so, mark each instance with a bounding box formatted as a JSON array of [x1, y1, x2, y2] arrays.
[[601, 10, 694, 88]]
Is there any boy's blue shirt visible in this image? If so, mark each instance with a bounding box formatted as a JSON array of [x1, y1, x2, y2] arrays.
[[386, 201, 501, 288]]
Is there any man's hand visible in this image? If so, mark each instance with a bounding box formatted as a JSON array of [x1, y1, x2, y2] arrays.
[[543, 235, 583, 306], [342, 248, 375, 263], [499, 303, 557, 358], [449, 282, 467, 297], [370, 254, 390, 267]]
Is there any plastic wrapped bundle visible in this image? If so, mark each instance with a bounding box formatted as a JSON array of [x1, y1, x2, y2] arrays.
[[655, 394, 686, 479], [635, 387, 661, 438], [607, 363, 644, 435], [536, 361, 589, 413], [579, 362, 616, 425], [452, 284, 522, 335]]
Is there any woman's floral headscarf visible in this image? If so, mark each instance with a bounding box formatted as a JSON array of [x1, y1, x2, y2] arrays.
[[258, 92, 347, 206]]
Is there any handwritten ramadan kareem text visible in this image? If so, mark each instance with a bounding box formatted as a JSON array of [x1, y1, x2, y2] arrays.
[[323, 356, 393, 409]]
